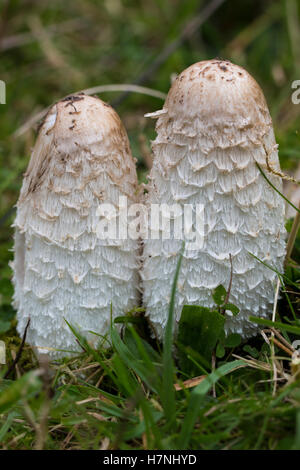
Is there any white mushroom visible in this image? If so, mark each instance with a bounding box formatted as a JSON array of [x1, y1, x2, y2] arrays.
[[141, 60, 286, 340], [12, 94, 140, 357]]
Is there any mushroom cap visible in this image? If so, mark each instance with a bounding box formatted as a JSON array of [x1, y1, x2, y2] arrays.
[[165, 60, 271, 123], [45, 94, 128, 150], [152, 60, 273, 150], [21, 94, 137, 202]]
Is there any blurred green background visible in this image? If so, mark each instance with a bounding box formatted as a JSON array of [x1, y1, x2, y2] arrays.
[[0, 0, 300, 322], [1, 0, 300, 451]]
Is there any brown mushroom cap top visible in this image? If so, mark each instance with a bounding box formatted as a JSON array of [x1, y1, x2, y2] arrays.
[[150, 60, 274, 151], [21, 94, 137, 201], [41, 94, 129, 153], [165, 60, 271, 125]]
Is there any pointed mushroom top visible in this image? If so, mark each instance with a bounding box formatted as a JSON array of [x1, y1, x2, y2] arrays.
[[152, 60, 274, 149], [20, 94, 136, 202], [49, 94, 127, 150]]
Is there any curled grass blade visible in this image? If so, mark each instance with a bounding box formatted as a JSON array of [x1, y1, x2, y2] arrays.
[[256, 163, 300, 213], [248, 252, 300, 290]]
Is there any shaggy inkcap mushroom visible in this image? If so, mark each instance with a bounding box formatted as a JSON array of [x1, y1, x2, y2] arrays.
[[142, 60, 286, 340], [12, 94, 140, 357]]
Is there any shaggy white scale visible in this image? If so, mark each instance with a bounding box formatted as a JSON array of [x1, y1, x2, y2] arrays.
[[142, 60, 286, 340], [12, 95, 140, 357]]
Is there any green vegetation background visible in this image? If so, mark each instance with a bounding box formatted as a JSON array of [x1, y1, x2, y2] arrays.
[[0, 0, 300, 450]]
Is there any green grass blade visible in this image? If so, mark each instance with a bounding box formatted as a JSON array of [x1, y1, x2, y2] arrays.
[[256, 163, 300, 213], [161, 242, 185, 427], [110, 322, 159, 393], [0, 371, 42, 414], [0, 411, 16, 441], [126, 324, 160, 375], [248, 252, 300, 290], [123, 410, 163, 442], [293, 410, 300, 450], [249, 316, 300, 335], [93, 399, 136, 421], [111, 354, 137, 396], [178, 360, 246, 448], [64, 319, 123, 387]]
